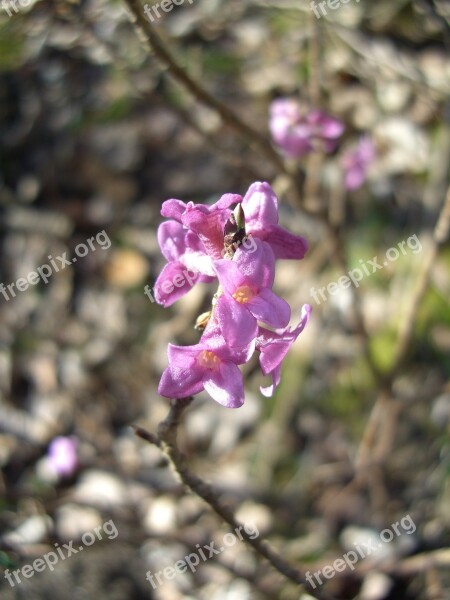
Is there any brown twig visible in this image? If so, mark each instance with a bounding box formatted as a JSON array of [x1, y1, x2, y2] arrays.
[[122, 0, 287, 174], [134, 399, 335, 600], [308, 9, 321, 110], [304, 10, 324, 213]]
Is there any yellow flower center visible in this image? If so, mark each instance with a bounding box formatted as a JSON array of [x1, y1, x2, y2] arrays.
[[232, 285, 255, 304], [197, 350, 220, 369]]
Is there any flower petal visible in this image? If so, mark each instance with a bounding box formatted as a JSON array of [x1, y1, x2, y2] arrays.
[[158, 366, 204, 399], [157, 221, 187, 262], [258, 304, 311, 375], [263, 225, 308, 260], [308, 110, 345, 139], [167, 343, 202, 369], [215, 294, 258, 348], [200, 319, 256, 364], [233, 238, 275, 289], [242, 182, 279, 228], [213, 193, 242, 210], [154, 262, 199, 307], [213, 259, 245, 295], [161, 199, 187, 222], [248, 288, 290, 329], [183, 250, 216, 278], [260, 365, 281, 398], [203, 362, 244, 408], [258, 337, 292, 376], [182, 207, 229, 260]]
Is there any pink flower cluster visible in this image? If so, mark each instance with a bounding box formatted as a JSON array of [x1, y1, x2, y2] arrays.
[[269, 98, 344, 158], [269, 98, 375, 191], [155, 182, 311, 408]]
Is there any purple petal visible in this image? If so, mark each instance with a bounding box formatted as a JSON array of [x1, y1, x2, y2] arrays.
[[260, 365, 281, 398], [258, 304, 311, 375], [158, 365, 204, 399], [154, 262, 199, 307], [279, 135, 312, 158], [269, 100, 313, 158], [241, 182, 279, 228], [182, 207, 229, 260], [292, 304, 312, 336], [157, 221, 187, 262], [213, 259, 245, 295], [215, 294, 258, 348], [182, 250, 215, 278], [342, 137, 375, 190], [233, 238, 275, 289], [263, 225, 308, 260], [202, 319, 256, 365], [216, 336, 256, 365], [161, 199, 187, 222], [270, 98, 300, 120], [213, 193, 242, 210], [203, 362, 244, 408], [247, 288, 290, 329], [308, 110, 345, 139], [167, 343, 202, 369], [258, 337, 292, 375]]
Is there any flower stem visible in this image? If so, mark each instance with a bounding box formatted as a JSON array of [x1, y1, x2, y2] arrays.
[[134, 398, 335, 600]]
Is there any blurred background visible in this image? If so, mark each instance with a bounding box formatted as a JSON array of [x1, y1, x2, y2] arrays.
[[0, 0, 449, 599]]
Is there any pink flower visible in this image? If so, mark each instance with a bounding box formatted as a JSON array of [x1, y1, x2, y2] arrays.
[[214, 239, 291, 348], [242, 182, 308, 259], [257, 305, 311, 397], [47, 436, 78, 477], [155, 183, 311, 407], [162, 194, 241, 260], [154, 221, 214, 307], [158, 321, 254, 408], [269, 98, 344, 158], [342, 136, 375, 190]]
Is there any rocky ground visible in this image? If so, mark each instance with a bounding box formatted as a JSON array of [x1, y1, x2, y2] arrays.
[[0, 1, 449, 599]]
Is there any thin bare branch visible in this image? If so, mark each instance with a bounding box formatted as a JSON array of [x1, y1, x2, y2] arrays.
[[123, 0, 287, 173], [133, 399, 335, 600]]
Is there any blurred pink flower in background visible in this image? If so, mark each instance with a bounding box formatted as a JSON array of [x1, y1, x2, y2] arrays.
[[47, 436, 78, 478], [269, 98, 344, 158], [342, 136, 376, 190]]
